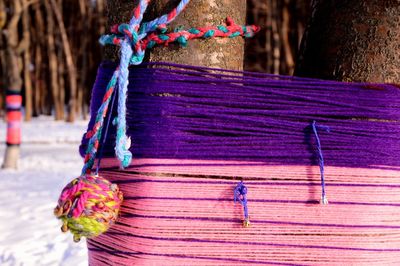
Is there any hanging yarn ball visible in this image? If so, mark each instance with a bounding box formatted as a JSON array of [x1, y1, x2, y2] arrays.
[[54, 175, 123, 242]]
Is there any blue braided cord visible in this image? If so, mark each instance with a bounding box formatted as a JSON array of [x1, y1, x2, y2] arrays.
[[139, 0, 190, 34], [113, 0, 149, 168], [311, 120, 330, 205], [112, 0, 192, 169], [115, 40, 133, 168], [128, 0, 150, 28]]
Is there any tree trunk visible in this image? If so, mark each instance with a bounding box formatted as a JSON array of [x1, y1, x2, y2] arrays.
[[0, 0, 6, 119], [50, 0, 78, 122], [44, 0, 62, 120], [22, 0, 32, 122], [270, 0, 280, 74], [295, 0, 400, 83], [2, 0, 23, 169], [33, 2, 44, 116], [105, 0, 246, 70]]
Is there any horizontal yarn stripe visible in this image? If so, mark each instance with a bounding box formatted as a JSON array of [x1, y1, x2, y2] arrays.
[[80, 62, 400, 169], [88, 158, 400, 265]]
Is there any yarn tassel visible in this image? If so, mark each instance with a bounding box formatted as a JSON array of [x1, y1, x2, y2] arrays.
[[234, 181, 250, 227], [311, 120, 330, 205]]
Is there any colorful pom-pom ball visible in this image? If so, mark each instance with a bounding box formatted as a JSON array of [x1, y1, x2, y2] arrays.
[[54, 174, 123, 242]]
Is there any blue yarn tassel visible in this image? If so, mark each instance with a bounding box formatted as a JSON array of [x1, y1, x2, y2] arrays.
[[311, 120, 330, 205], [234, 181, 250, 227]]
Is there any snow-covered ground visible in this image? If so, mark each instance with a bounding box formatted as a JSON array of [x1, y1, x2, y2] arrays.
[[0, 116, 89, 266]]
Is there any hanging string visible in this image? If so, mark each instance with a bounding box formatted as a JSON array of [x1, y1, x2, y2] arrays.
[[81, 0, 259, 174], [82, 70, 119, 175], [234, 181, 250, 227], [311, 120, 330, 205], [95, 86, 118, 176]]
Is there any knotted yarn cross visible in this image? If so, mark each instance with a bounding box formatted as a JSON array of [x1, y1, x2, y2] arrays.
[[82, 0, 260, 174]]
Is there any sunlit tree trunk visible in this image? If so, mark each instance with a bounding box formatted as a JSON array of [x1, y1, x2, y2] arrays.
[[105, 0, 246, 70], [295, 0, 400, 83]]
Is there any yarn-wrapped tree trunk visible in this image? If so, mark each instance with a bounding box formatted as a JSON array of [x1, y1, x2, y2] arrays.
[[2, 0, 24, 169], [105, 0, 246, 70], [295, 0, 400, 83]]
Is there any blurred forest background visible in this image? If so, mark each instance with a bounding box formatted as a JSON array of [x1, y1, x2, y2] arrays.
[[0, 0, 311, 122]]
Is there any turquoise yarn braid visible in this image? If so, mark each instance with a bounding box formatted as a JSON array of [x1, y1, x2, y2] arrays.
[[82, 70, 119, 174], [83, 0, 259, 173]]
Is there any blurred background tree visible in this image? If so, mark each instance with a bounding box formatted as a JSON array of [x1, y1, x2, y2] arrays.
[[0, 0, 107, 122], [0, 0, 311, 121]]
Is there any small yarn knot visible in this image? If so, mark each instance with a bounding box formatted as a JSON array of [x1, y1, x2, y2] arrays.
[[234, 182, 247, 200], [234, 181, 250, 227]]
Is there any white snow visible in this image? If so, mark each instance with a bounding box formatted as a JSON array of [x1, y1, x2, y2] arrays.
[[0, 116, 89, 266]]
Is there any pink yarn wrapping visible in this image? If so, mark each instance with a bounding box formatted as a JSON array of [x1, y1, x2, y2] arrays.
[[88, 158, 400, 265]]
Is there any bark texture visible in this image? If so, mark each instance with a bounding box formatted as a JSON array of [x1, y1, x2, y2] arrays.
[[2, 145, 20, 169], [105, 0, 246, 70], [295, 0, 400, 83]]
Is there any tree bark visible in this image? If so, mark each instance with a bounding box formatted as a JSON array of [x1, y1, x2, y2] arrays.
[[50, 0, 78, 122], [105, 0, 246, 70], [0, 0, 6, 119], [2, 146, 20, 169], [33, 2, 44, 116], [295, 0, 400, 83], [44, 0, 62, 120], [22, 0, 33, 121]]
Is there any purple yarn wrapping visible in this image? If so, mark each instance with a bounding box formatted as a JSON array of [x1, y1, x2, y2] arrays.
[[80, 61, 400, 169]]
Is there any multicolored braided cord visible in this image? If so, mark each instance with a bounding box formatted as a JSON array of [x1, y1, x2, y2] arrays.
[[83, 0, 259, 174]]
